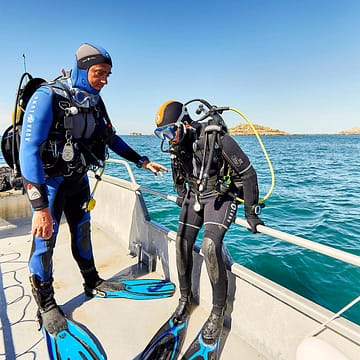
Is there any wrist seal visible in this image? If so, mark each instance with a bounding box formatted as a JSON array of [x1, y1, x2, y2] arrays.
[[136, 156, 149, 168], [250, 203, 265, 216]]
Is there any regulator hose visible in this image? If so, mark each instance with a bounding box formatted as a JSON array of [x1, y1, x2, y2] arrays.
[[229, 107, 275, 203]]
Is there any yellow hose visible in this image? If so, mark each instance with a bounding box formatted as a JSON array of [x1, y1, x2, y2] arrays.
[[229, 107, 275, 203], [86, 164, 106, 211]]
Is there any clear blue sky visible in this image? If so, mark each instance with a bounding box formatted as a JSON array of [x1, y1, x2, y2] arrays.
[[0, 0, 359, 134]]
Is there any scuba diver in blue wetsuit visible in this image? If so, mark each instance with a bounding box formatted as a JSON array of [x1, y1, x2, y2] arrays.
[[19, 43, 167, 336], [154, 100, 264, 347]]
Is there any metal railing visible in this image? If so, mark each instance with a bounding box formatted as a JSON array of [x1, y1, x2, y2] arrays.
[[106, 159, 360, 268]]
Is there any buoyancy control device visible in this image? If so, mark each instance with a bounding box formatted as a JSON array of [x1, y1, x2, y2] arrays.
[[160, 98, 275, 204], [1, 71, 112, 191]]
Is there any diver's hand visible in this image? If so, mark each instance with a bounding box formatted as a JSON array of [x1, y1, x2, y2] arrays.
[[32, 207, 53, 239], [246, 215, 264, 234], [143, 160, 168, 176]]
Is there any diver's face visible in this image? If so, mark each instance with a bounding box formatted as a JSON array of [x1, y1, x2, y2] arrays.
[[88, 64, 112, 91]]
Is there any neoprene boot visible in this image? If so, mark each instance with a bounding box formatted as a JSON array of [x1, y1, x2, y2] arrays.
[[30, 275, 67, 335], [172, 296, 191, 323], [81, 267, 122, 297], [83, 278, 125, 297], [201, 307, 225, 344]]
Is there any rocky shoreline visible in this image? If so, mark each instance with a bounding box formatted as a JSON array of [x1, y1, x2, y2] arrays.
[[339, 127, 360, 135], [229, 124, 360, 136], [229, 123, 289, 136]]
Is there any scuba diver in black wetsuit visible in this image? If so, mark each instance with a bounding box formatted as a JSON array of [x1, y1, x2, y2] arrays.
[[154, 100, 265, 344], [18, 43, 167, 336]]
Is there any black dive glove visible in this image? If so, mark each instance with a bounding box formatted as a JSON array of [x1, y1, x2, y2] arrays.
[[246, 215, 265, 233], [245, 203, 265, 233]]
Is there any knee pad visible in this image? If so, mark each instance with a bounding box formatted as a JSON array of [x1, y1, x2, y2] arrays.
[[202, 237, 220, 284]]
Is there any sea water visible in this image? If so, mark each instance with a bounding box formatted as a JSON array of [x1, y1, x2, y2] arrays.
[[1, 134, 359, 325]]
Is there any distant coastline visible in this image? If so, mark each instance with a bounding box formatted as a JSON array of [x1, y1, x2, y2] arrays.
[[129, 132, 143, 136], [127, 125, 360, 136], [339, 127, 360, 135]]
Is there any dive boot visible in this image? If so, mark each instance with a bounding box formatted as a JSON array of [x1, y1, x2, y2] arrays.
[[38, 304, 68, 335], [30, 275, 67, 334], [201, 311, 225, 344], [84, 278, 123, 297], [172, 298, 191, 323]]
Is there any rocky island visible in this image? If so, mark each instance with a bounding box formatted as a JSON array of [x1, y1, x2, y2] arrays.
[[339, 127, 360, 135], [229, 123, 289, 136]]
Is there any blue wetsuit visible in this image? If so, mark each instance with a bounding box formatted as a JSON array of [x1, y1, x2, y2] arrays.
[[19, 71, 144, 288]]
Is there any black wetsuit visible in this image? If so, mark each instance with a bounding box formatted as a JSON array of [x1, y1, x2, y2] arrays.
[[171, 123, 261, 314]]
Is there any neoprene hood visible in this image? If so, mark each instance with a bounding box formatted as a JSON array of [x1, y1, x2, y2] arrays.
[[155, 100, 186, 127], [70, 43, 112, 95]]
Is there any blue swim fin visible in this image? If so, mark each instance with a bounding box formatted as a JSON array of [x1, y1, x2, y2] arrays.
[[42, 318, 105, 360], [90, 278, 176, 300], [181, 332, 220, 360], [139, 313, 189, 360], [181, 317, 223, 360]]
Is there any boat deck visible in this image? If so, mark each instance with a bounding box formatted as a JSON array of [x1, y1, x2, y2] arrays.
[[0, 215, 263, 359]]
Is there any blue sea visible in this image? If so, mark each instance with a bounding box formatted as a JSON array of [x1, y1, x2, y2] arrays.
[[1, 134, 359, 325]]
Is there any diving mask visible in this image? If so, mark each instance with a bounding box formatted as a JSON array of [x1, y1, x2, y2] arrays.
[[71, 88, 99, 108], [154, 124, 178, 141]]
